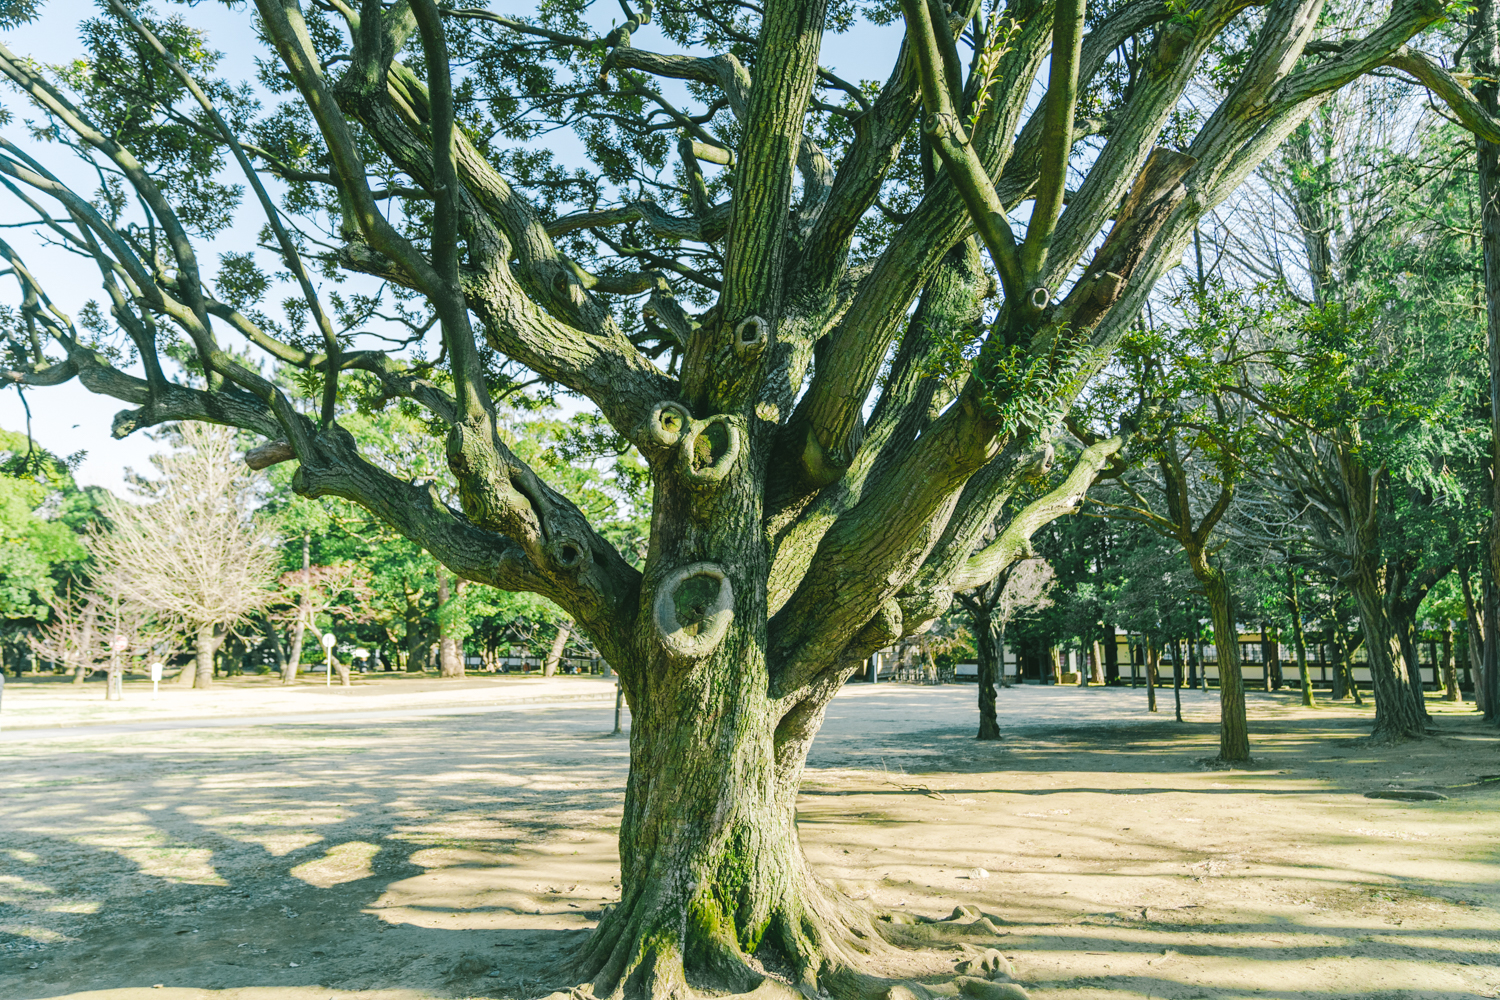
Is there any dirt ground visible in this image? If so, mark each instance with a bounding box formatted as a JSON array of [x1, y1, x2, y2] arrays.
[[2, 679, 1497, 1000]]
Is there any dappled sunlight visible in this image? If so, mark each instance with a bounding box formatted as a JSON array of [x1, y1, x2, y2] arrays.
[[0, 688, 1496, 999]]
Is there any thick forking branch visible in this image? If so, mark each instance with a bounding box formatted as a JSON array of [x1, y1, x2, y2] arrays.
[[1019, 0, 1087, 281], [899, 0, 1024, 303], [951, 434, 1125, 591]]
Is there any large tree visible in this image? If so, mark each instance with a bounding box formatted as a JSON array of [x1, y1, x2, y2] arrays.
[[0, 0, 1478, 994]]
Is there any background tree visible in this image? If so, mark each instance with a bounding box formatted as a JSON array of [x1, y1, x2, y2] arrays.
[[955, 556, 1054, 738], [89, 424, 277, 688]]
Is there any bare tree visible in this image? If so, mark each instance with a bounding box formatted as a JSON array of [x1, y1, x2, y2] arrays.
[[90, 424, 277, 688], [271, 559, 374, 683]]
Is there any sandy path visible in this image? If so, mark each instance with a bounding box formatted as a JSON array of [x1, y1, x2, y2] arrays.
[[0, 674, 619, 733], [2, 684, 1497, 1000]]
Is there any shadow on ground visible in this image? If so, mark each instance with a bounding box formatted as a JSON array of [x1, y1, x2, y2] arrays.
[[2, 688, 1497, 999]]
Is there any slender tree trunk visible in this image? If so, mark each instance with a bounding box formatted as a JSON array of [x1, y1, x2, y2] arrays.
[[1261, 623, 1275, 693], [1188, 636, 1200, 689], [544, 623, 571, 677], [973, 610, 1000, 740], [1090, 639, 1105, 685], [436, 565, 465, 678], [1287, 566, 1314, 707], [1485, 562, 1500, 721], [282, 534, 312, 686], [193, 624, 223, 689], [1146, 636, 1158, 714], [1172, 636, 1183, 722], [1048, 645, 1061, 685], [1461, 568, 1489, 715]]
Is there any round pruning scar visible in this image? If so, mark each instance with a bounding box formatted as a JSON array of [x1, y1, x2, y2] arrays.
[[679, 415, 742, 485], [645, 401, 691, 448], [652, 562, 735, 658], [733, 315, 769, 357]]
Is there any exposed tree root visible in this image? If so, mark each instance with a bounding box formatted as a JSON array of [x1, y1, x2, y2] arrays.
[[537, 895, 1031, 1000]]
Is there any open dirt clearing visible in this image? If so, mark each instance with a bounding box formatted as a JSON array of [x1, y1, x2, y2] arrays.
[[2, 682, 1497, 1000]]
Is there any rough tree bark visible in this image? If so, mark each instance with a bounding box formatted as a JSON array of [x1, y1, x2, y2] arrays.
[[0, 0, 1469, 993]]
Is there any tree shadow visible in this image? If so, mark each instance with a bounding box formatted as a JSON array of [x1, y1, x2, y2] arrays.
[[1, 707, 628, 998]]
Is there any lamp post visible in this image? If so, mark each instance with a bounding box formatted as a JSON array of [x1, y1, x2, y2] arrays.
[[108, 634, 129, 702], [322, 632, 336, 688]]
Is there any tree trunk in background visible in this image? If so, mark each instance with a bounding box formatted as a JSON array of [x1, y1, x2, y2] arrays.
[[1330, 629, 1349, 700], [1090, 640, 1105, 685], [1288, 566, 1314, 707], [436, 564, 465, 678], [282, 533, 312, 686], [544, 624, 571, 677], [1188, 638, 1201, 689], [1261, 623, 1274, 692], [1172, 636, 1184, 722], [973, 610, 1001, 740], [193, 624, 223, 689], [1461, 568, 1490, 715], [1485, 560, 1500, 720], [1146, 636, 1158, 714], [1441, 625, 1460, 702], [1197, 560, 1249, 761], [73, 602, 97, 685], [1048, 645, 1062, 685], [1350, 572, 1426, 739]]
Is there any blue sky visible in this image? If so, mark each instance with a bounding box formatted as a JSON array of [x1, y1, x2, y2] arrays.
[[1, 0, 908, 492]]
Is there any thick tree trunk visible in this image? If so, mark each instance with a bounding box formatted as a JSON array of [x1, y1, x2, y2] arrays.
[[1394, 617, 1431, 724], [973, 611, 1000, 740], [1348, 572, 1426, 740], [1090, 640, 1105, 686], [572, 612, 881, 1000]]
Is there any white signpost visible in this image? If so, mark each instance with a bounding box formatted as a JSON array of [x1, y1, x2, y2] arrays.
[[149, 661, 163, 700], [322, 632, 337, 688]]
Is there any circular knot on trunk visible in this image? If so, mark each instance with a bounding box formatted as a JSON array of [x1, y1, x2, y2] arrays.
[[652, 562, 735, 659], [1027, 286, 1050, 310], [643, 401, 691, 449], [679, 414, 742, 485], [733, 315, 769, 358]]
